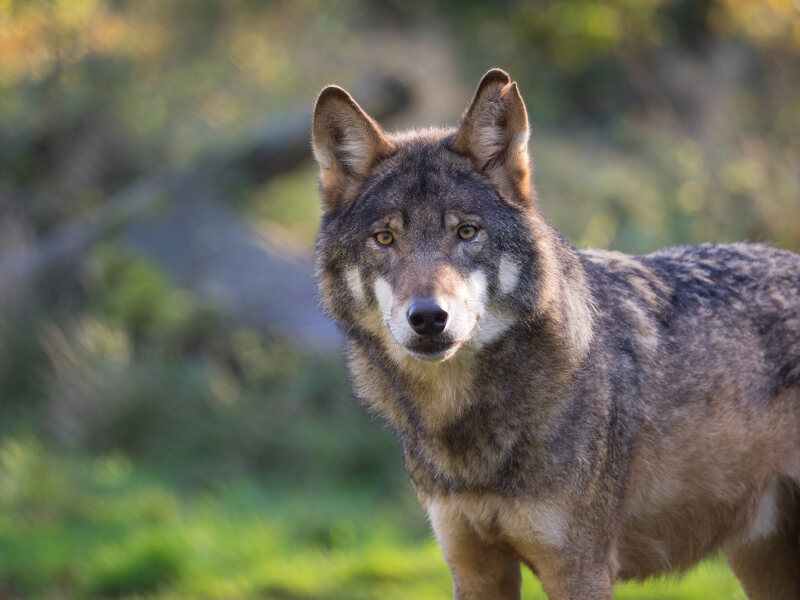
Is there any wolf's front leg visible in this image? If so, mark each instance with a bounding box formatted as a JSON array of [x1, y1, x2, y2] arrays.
[[534, 562, 614, 600], [426, 498, 521, 600], [515, 539, 614, 600]]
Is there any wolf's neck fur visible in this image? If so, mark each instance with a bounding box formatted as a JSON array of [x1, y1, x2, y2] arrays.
[[527, 213, 597, 360]]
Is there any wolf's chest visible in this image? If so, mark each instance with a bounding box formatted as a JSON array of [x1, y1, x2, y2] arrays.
[[428, 493, 570, 554], [350, 343, 528, 490]]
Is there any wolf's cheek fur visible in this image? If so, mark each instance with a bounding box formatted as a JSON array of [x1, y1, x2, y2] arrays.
[[463, 269, 513, 346], [373, 276, 394, 325], [497, 255, 521, 295], [345, 266, 365, 303], [462, 257, 525, 347]]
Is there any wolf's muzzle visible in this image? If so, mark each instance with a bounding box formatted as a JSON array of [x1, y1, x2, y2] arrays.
[[406, 298, 449, 336]]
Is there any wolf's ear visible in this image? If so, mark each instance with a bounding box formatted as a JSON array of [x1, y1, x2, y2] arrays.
[[312, 86, 394, 212], [452, 69, 531, 202]]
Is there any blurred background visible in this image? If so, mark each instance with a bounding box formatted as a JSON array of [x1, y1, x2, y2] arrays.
[[0, 1, 799, 598]]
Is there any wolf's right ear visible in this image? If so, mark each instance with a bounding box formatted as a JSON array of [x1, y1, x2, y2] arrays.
[[312, 86, 394, 212]]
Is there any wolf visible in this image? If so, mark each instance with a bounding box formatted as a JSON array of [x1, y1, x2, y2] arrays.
[[311, 68, 800, 599]]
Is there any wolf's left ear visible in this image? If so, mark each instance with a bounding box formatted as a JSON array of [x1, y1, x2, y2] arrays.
[[312, 86, 395, 212], [452, 69, 531, 203]]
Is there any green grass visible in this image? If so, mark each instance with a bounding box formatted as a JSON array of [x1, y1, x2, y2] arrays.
[[0, 436, 747, 600]]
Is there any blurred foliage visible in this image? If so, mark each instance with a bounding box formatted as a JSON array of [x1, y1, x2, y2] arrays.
[[1, 246, 404, 493], [535, 128, 800, 254], [0, 0, 362, 234], [1, 0, 799, 597], [87, 244, 209, 343], [433, 0, 800, 123], [2, 0, 798, 245], [248, 170, 323, 249]]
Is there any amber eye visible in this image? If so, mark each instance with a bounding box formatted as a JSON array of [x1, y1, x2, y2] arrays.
[[375, 231, 394, 246], [457, 224, 478, 240]]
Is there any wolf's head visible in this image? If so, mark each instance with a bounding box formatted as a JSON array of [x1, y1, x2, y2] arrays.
[[312, 69, 589, 366]]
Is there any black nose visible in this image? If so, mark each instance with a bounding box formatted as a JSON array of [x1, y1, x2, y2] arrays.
[[407, 298, 449, 336]]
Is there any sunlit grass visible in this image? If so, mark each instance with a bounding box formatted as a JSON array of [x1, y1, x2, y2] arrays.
[[0, 436, 747, 600]]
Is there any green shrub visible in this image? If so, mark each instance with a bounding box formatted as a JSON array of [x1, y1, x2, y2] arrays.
[[83, 535, 186, 598]]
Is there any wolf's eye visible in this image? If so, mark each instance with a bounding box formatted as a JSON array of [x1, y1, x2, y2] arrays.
[[375, 231, 394, 246], [457, 225, 478, 240]]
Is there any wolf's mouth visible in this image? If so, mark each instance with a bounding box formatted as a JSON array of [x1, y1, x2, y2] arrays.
[[405, 337, 459, 361]]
